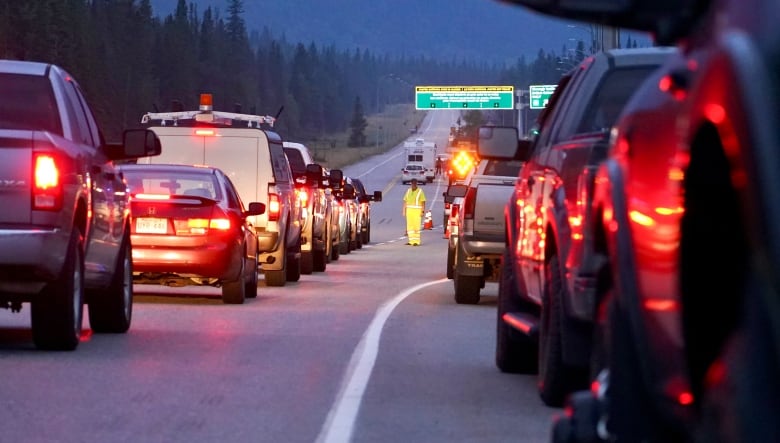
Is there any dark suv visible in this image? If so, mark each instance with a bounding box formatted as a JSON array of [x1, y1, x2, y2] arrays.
[[501, 0, 780, 441]]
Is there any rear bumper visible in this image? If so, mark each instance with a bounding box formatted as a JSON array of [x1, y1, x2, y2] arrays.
[[0, 227, 68, 296], [131, 238, 241, 280]]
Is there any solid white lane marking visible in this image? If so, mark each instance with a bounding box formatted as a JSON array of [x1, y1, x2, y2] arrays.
[[315, 278, 448, 443]]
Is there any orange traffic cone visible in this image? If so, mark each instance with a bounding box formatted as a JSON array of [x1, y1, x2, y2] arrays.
[[423, 210, 433, 230]]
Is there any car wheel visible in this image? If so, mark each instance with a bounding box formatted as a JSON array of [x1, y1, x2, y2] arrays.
[[301, 250, 314, 275], [355, 230, 363, 249], [446, 245, 455, 279], [339, 234, 349, 255], [245, 253, 258, 299], [365, 224, 371, 244], [221, 273, 246, 304], [286, 241, 301, 283], [31, 229, 84, 350], [88, 230, 133, 333], [313, 247, 327, 272], [606, 300, 658, 441], [496, 249, 537, 373], [539, 252, 586, 407], [331, 233, 340, 261]]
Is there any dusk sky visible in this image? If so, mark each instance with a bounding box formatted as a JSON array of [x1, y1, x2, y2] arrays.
[[150, 0, 654, 64]]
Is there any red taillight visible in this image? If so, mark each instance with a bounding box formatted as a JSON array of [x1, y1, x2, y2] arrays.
[[463, 187, 476, 220], [298, 188, 309, 206], [135, 193, 171, 200], [451, 203, 460, 218], [195, 129, 216, 137], [268, 193, 281, 221], [33, 153, 62, 210], [175, 208, 231, 235]]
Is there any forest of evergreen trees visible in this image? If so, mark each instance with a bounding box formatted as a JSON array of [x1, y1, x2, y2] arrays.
[[0, 0, 598, 144]]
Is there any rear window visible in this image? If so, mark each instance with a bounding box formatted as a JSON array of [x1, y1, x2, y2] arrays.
[[0, 73, 62, 135], [283, 147, 307, 179], [122, 168, 222, 200], [483, 160, 522, 177], [577, 67, 656, 133]]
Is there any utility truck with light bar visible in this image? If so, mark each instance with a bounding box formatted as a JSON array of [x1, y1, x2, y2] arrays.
[[137, 94, 303, 287]]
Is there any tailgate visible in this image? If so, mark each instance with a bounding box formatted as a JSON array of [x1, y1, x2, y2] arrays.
[[0, 131, 32, 224], [473, 183, 512, 236]]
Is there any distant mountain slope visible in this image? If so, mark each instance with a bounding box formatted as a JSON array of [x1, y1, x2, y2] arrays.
[[149, 0, 628, 64]]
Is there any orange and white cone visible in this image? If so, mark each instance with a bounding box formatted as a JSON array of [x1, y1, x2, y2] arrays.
[[423, 210, 433, 230]]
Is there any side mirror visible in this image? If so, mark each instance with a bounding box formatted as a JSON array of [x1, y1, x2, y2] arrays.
[[444, 184, 468, 203], [329, 169, 343, 190], [106, 129, 162, 160], [477, 125, 527, 161], [306, 163, 324, 187], [342, 183, 356, 199], [244, 202, 266, 216], [372, 191, 382, 202]]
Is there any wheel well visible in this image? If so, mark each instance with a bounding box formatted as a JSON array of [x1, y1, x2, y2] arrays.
[[679, 123, 747, 401]]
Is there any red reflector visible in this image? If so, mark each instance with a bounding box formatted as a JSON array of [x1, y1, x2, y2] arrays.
[[678, 392, 694, 405]]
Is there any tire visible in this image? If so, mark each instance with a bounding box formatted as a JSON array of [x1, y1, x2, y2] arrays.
[[313, 247, 327, 272], [356, 230, 363, 249], [221, 273, 246, 304], [606, 300, 658, 441], [339, 235, 349, 255], [454, 272, 481, 304], [362, 225, 370, 245], [32, 229, 84, 351], [539, 253, 586, 407], [496, 249, 537, 373], [453, 245, 480, 304], [245, 253, 258, 299], [286, 244, 301, 283], [446, 246, 455, 279], [301, 251, 314, 275], [88, 230, 133, 333]]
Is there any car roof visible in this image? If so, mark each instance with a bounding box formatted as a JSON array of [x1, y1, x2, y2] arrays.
[[119, 163, 218, 175]]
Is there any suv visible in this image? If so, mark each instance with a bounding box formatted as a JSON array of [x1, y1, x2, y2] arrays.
[[495, 47, 675, 407], [0, 60, 160, 350], [504, 1, 780, 442], [349, 178, 382, 246], [138, 95, 302, 287], [283, 141, 332, 274]]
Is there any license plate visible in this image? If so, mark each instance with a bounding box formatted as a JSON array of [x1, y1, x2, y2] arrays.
[[136, 217, 168, 234]]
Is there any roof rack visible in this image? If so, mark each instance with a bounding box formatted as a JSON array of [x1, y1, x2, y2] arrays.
[[140, 110, 275, 128]]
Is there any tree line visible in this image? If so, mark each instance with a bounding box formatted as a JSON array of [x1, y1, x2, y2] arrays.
[[0, 0, 600, 145]]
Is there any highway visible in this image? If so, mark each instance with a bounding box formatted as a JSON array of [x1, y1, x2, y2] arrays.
[[0, 110, 557, 443]]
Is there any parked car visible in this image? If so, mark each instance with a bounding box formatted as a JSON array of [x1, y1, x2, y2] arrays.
[[350, 178, 382, 245], [0, 60, 161, 350], [120, 164, 264, 304], [496, 47, 675, 407], [502, 0, 780, 442], [138, 94, 302, 287], [443, 183, 468, 279]]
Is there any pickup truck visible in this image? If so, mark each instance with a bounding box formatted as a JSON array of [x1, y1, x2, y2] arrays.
[[0, 60, 161, 350], [495, 47, 676, 407], [451, 127, 525, 305]]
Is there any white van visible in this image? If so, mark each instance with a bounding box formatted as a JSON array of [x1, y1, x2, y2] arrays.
[[137, 100, 302, 287]]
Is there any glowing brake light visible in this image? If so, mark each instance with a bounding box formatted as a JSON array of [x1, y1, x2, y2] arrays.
[[135, 193, 171, 200], [195, 129, 216, 137], [298, 189, 309, 205], [268, 193, 281, 221], [33, 153, 62, 210]]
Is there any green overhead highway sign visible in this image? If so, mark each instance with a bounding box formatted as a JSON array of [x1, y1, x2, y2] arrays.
[[415, 86, 514, 110], [529, 84, 557, 109]]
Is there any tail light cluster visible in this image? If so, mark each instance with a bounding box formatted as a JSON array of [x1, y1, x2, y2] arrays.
[[33, 153, 62, 211], [463, 187, 477, 220], [175, 207, 231, 235], [268, 193, 281, 221]]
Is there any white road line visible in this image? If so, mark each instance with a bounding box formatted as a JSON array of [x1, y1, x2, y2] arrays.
[[315, 278, 449, 443]]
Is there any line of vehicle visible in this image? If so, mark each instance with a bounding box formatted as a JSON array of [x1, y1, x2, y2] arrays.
[[315, 278, 449, 443]]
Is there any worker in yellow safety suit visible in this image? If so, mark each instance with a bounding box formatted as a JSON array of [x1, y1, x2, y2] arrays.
[[403, 178, 427, 246]]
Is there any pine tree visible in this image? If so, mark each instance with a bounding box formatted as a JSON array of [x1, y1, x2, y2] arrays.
[[348, 96, 368, 147]]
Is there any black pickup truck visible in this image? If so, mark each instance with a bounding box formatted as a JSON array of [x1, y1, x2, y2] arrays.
[[0, 60, 160, 350]]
